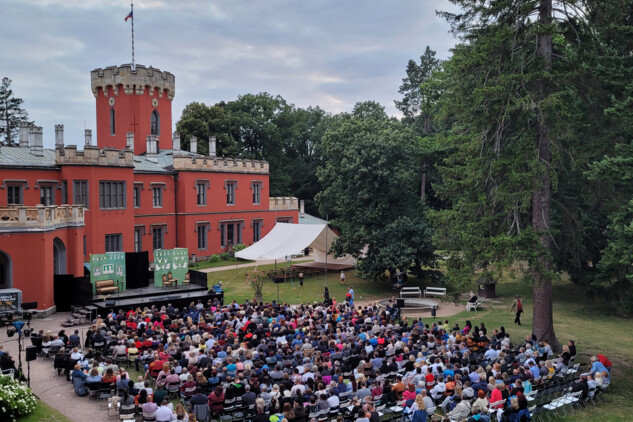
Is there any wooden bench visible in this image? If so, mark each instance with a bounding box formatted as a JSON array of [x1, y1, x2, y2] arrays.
[[423, 287, 447, 298], [95, 279, 118, 295], [466, 298, 484, 312], [400, 287, 422, 298]]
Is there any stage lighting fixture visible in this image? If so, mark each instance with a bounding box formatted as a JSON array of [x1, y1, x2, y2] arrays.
[[7, 327, 15, 337]]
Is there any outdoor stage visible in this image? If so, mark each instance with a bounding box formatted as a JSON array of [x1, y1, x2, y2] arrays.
[[90, 283, 224, 313]]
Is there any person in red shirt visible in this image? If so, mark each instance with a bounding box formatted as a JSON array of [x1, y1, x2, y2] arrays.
[[597, 354, 612, 372], [145, 355, 165, 380]]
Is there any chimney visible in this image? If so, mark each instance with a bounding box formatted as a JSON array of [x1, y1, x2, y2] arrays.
[[146, 135, 158, 162], [84, 129, 92, 146], [29, 125, 44, 156], [300, 200, 305, 217], [126, 132, 134, 152], [173, 131, 180, 151], [19, 122, 30, 148], [55, 124, 64, 148], [190, 136, 197, 154], [209, 136, 217, 157]]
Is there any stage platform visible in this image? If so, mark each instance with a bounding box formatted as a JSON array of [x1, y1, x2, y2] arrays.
[[91, 283, 223, 313], [290, 262, 355, 272]]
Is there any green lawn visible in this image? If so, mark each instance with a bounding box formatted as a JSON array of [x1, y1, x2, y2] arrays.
[[19, 400, 70, 422], [206, 262, 418, 304]]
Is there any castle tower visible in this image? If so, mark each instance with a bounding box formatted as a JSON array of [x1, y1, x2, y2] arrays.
[[90, 64, 175, 154]]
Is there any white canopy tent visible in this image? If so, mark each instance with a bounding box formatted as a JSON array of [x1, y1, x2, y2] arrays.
[[235, 223, 356, 265]]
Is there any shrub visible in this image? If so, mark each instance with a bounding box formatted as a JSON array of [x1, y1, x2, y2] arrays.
[[0, 376, 37, 421], [207, 254, 221, 263], [219, 251, 231, 261], [233, 243, 247, 253]]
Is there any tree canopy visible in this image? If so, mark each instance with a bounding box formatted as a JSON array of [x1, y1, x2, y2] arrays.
[[0, 77, 30, 146]]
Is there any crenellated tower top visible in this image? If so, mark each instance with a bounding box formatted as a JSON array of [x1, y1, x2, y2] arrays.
[[90, 64, 175, 100]]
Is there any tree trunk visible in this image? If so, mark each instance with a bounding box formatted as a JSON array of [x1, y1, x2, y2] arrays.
[[532, 0, 560, 352]]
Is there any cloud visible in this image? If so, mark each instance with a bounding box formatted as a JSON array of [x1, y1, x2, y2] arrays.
[[1, 0, 458, 148]]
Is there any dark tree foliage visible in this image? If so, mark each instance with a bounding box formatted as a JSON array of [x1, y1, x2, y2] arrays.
[[316, 102, 437, 280], [0, 77, 30, 146]]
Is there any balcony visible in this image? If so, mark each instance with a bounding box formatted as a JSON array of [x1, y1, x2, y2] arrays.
[[0, 205, 85, 232], [269, 197, 299, 211]]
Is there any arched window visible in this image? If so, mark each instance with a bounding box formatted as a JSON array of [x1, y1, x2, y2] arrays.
[[110, 107, 116, 135], [151, 110, 160, 135]]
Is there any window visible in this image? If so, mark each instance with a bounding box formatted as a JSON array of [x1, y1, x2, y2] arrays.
[[110, 108, 116, 135], [152, 187, 163, 208], [276, 217, 293, 223], [197, 223, 209, 250], [220, 221, 242, 247], [40, 186, 54, 206], [105, 233, 122, 252], [196, 182, 207, 206], [226, 181, 236, 205], [252, 182, 262, 204], [253, 220, 262, 242], [83, 235, 87, 256], [152, 226, 164, 250], [73, 181, 89, 207], [99, 181, 125, 209], [133, 185, 141, 208], [134, 228, 143, 252], [61, 180, 68, 204], [7, 185, 23, 205], [150, 110, 160, 135]]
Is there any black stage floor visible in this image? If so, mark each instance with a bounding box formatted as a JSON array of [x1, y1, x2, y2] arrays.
[[91, 284, 223, 312]]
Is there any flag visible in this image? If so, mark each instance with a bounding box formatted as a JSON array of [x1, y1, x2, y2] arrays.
[[125, 10, 133, 21]]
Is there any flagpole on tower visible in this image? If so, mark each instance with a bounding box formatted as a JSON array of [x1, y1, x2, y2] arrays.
[[131, 1, 135, 69]]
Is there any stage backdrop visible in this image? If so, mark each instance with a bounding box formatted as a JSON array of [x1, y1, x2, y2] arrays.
[[153, 248, 189, 287], [90, 252, 126, 294]]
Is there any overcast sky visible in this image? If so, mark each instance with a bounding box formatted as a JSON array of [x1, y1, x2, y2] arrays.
[[1, 0, 458, 148]]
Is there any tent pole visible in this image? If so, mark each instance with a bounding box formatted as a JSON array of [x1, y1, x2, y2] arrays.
[[324, 217, 328, 288]]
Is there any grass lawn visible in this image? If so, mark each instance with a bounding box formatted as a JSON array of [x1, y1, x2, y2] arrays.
[[18, 400, 70, 422], [206, 262, 415, 304], [190, 258, 254, 270]]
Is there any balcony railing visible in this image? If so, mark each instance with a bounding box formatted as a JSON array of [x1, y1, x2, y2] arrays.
[[0, 205, 84, 232]]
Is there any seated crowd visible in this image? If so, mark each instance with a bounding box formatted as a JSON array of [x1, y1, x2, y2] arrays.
[[37, 297, 612, 422]]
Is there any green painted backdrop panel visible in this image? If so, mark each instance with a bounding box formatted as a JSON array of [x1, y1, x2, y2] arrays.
[[90, 252, 126, 294], [153, 248, 188, 287]]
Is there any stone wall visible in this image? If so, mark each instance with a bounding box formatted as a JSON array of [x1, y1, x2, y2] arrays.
[[172, 154, 269, 174], [91, 64, 175, 100], [56, 145, 134, 167]]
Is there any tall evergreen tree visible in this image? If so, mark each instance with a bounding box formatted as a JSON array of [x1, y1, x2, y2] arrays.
[[433, 0, 594, 349], [0, 77, 30, 146]]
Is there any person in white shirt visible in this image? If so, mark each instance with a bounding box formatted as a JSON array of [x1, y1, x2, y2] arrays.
[[155, 400, 175, 422]]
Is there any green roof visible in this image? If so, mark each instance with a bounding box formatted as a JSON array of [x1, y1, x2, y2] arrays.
[[299, 213, 327, 225], [0, 147, 57, 167]]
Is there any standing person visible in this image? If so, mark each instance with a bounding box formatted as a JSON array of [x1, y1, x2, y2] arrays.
[[511, 295, 523, 325], [324, 287, 331, 306], [299, 272, 304, 287], [348, 286, 354, 307], [340, 270, 346, 285]]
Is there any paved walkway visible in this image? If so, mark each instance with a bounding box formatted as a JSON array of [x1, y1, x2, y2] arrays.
[[1, 313, 101, 421]]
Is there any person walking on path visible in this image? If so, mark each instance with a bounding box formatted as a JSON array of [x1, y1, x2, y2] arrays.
[[347, 286, 355, 307], [340, 271, 346, 285], [511, 295, 523, 325]]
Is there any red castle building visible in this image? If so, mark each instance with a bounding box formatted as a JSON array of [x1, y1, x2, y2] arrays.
[[0, 64, 298, 312]]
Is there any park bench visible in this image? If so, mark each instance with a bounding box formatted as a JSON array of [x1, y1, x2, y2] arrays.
[[466, 297, 484, 312], [400, 287, 422, 298], [95, 279, 118, 295], [423, 287, 447, 298]]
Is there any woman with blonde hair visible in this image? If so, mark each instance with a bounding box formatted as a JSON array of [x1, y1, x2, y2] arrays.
[[409, 394, 427, 422], [175, 403, 189, 421]]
